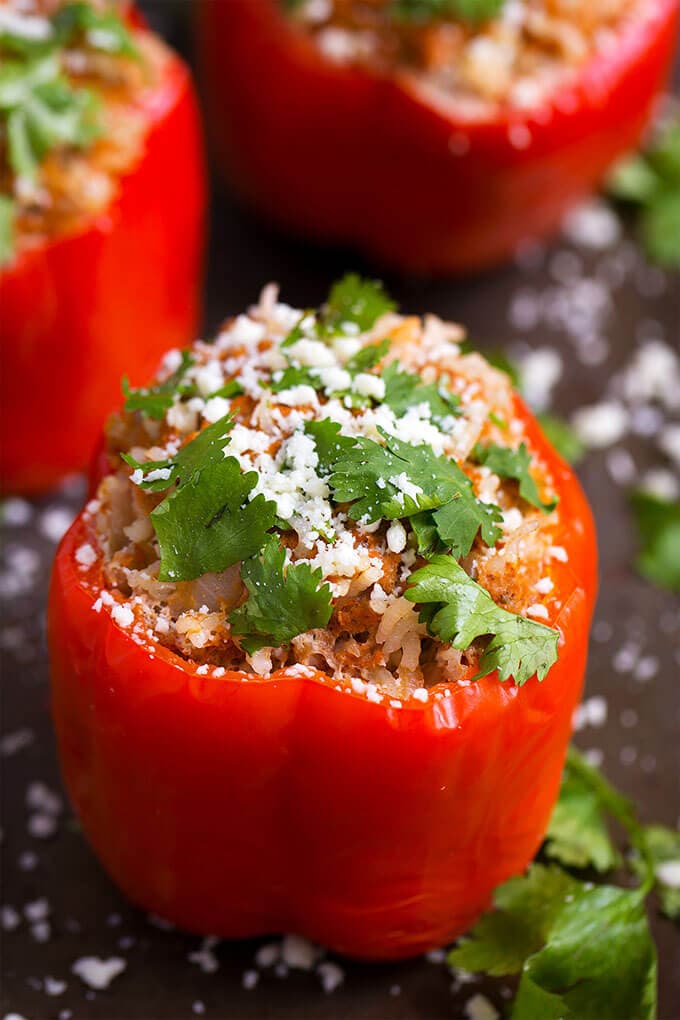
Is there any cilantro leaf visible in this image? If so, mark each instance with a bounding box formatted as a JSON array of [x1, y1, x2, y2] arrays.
[[344, 337, 391, 374], [640, 189, 680, 267], [450, 866, 578, 976], [308, 422, 502, 555], [208, 379, 244, 400], [152, 459, 276, 582], [637, 825, 680, 921], [382, 361, 460, 424], [451, 864, 657, 1020], [630, 489, 680, 592], [536, 413, 585, 465], [0, 53, 101, 179], [513, 879, 656, 1020], [473, 442, 557, 512], [123, 351, 196, 420], [51, 2, 138, 58], [484, 349, 520, 387], [405, 555, 559, 684], [545, 746, 630, 872], [427, 494, 503, 558], [391, 0, 505, 24], [0, 194, 13, 267], [329, 429, 465, 522], [229, 536, 333, 652], [322, 273, 395, 334], [122, 415, 277, 581], [548, 747, 679, 918], [122, 414, 235, 492], [608, 117, 680, 268], [269, 365, 317, 394], [304, 419, 356, 475]]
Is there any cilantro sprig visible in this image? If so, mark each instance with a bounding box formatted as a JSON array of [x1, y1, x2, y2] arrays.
[[310, 423, 503, 557], [0, 53, 102, 180], [545, 746, 680, 922], [390, 0, 505, 24], [123, 416, 277, 582], [450, 747, 679, 1018], [321, 273, 395, 334], [629, 489, 680, 593], [405, 554, 559, 684], [382, 362, 460, 425], [123, 351, 196, 421], [608, 117, 680, 268], [0, 2, 138, 263], [452, 864, 656, 1020], [229, 536, 333, 652], [473, 441, 557, 512]]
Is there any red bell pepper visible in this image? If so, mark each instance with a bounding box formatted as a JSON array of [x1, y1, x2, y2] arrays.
[[196, 0, 678, 275], [48, 396, 597, 960], [0, 39, 206, 496]]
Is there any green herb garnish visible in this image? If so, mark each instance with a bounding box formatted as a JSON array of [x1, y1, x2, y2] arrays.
[[536, 413, 585, 465], [405, 554, 559, 684], [229, 536, 333, 652], [382, 361, 460, 424], [629, 489, 680, 593], [0, 53, 102, 180], [0, 195, 14, 267], [0, 2, 138, 261], [325, 427, 503, 556], [123, 351, 196, 421], [608, 118, 680, 268], [451, 864, 656, 1020], [123, 415, 276, 581], [321, 273, 396, 334], [473, 441, 557, 512], [390, 0, 505, 24], [451, 747, 680, 1017]]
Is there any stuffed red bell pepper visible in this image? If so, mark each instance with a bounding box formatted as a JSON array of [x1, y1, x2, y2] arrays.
[[196, 0, 678, 275], [0, 0, 206, 495], [48, 276, 597, 959]]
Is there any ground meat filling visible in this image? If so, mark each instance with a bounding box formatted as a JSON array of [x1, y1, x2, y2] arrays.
[[288, 0, 642, 109], [81, 284, 563, 698], [1, 2, 171, 250]]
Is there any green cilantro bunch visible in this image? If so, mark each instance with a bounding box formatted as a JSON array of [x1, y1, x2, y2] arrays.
[[451, 747, 679, 1019]]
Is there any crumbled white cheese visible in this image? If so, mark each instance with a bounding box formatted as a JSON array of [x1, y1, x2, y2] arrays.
[[202, 396, 231, 424], [572, 400, 628, 448], [316, 960, 345, 993], [71, 957, 126, 990], [353, 373, 386, 400], [386, 521, 407, 554], [75, 543, 97, 568], [111, 604, 134, 629]]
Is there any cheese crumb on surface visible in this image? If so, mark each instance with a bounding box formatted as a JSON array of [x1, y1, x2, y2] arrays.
[[71, 957, 126, 990]]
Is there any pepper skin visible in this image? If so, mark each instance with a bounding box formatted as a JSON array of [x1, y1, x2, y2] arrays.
[[48, 397, 597, 960], [196, 0, 678, 276], [0, 48, 206, 496]]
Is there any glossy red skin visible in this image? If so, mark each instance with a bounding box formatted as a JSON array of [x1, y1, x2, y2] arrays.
[[48, 397, 597, 959], [0, 50, 206, 496], [196, 0, 678, 275]]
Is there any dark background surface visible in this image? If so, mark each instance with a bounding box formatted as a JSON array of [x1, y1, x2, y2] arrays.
[[1, 4, 679, 1018]]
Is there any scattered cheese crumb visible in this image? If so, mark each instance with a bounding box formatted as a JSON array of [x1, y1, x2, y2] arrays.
[[71, 957, 126, 990]]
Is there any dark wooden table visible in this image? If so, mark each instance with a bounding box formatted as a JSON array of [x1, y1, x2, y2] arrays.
[[2, 7, 679, 1018]]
